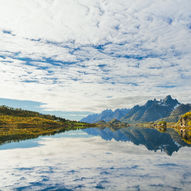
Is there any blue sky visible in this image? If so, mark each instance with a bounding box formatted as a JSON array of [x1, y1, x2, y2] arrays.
[[0, 0, 191, 120]]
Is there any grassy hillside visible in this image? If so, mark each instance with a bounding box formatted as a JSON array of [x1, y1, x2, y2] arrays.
[[175, 112, 191, 143], [0, 105, 93, 145], [179, 112, 191, 127]]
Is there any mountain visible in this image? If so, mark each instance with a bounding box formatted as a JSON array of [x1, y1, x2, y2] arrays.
[[122, 95, 180, 123], [81, 95, 182, 123], [80, 108, 130, 123], [159, 104, 191, 122]]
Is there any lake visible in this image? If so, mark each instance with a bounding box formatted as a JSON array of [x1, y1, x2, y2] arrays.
[[0, 127, 191, 191]]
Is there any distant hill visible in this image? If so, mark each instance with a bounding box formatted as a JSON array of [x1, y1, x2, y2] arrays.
[[80, 108, 130, 123], [96, 118, 129, 128], [81, 95, 182, 123]]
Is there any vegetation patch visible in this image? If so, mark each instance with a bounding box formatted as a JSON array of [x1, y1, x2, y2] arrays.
[[0, 106, 94, 145]]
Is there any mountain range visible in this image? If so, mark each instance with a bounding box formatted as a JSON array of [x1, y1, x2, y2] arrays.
[[81, 95, 191, 123], [81, 108, 130, 123]]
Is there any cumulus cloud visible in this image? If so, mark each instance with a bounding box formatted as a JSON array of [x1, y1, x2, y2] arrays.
[[0, 0, 191, 114]]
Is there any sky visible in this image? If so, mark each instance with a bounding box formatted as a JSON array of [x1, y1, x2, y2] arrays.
[[0, 0, 191, 120]]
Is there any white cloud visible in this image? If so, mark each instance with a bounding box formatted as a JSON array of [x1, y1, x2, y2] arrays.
[[0, 0, 191, 114]]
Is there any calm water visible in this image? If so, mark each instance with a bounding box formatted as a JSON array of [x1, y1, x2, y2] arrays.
[[0, 127, 191, 191]]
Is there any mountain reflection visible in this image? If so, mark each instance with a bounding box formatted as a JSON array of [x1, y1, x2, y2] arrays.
[[83, 127, 190, 155]]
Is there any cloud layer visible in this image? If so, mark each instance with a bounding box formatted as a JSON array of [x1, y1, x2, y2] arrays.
[[0, 0, 191, 113]]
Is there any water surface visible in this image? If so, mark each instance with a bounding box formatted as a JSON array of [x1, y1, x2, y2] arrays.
[[0, 127, 191, 191]]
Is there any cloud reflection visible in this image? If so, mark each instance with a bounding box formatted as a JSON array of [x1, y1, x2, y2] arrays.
[[0, 129, 191, 190]]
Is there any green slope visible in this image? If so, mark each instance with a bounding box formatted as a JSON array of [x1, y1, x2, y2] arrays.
[[0, 105, 93, 145]]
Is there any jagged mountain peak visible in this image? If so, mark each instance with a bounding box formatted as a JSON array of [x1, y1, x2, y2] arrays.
[[164, 95, 173, 100], [102, 109, 112, 112], [162, 95, 179, 107], [145, 100, 155, 107], [81, 108, 130, 123], [122, 95, 180, 122], [81, 95, 182, 123]]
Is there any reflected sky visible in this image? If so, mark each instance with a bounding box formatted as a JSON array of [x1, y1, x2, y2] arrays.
[[0, 128, 191, 190]]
